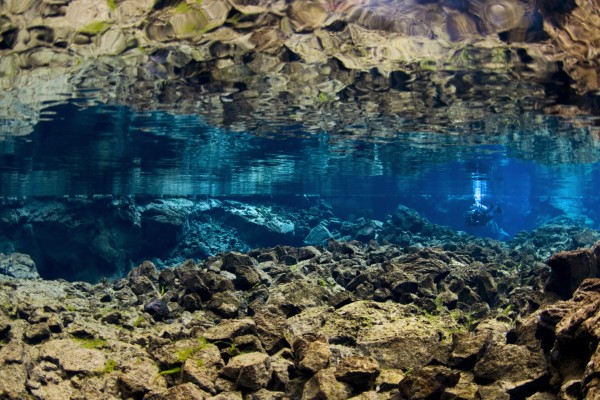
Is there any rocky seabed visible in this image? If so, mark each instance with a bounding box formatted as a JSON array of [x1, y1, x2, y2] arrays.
[[2, 227, 600, 399]]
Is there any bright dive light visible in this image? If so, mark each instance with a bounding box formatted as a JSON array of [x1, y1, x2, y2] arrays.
[[473, 174, 486, 204]]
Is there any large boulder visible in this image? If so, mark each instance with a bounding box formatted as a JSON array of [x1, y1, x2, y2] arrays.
[[533, 278, 600, 398], [545, 241, 600, 299], [334, 356, 380, 391], [288, 301, 458, 371], [0, 362, 28, 399], [301, 368, 352, 400], [38, 339, 108, 374], [221, 352, 272, 391], [399, 365, 460, 399], [295, 335, 331, 374], [473, 344, 549, 397], [0, 252, 40, 279]]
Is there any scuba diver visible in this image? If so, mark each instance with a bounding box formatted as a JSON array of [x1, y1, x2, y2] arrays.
[[464, 171, 509, 238], [465, 202, 502, 227]]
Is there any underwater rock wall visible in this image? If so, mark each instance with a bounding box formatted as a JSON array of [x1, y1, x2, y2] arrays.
[[1, 195, 599, 282], [0, 0, 599, 139], [0, 196, 303, 281], [0, 196, 466, 281]]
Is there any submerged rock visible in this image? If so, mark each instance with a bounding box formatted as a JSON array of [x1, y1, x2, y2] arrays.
[[334, 356, 380, 391], [545, 241, 600, 299], [304, 224, 333, 246], [0, 253, 39, 280], [295, 334, 331, 374], [221, 352, 272, 391], [144, 382, 211, 400], [399, 365, 460, 399], [473, 344, 548, 397], [529, 278, 600, 398], [301, 368, 353, 400], [144, 298, 170, 321]]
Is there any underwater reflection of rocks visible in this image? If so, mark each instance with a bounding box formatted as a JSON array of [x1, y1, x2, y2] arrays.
[[1, 0, 599, 139]]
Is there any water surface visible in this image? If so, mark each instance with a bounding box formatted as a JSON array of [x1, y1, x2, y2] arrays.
[[1, 100, 599, 239]]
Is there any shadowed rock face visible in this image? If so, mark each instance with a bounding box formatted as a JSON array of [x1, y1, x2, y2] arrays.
[[0, 0, 598, 139]]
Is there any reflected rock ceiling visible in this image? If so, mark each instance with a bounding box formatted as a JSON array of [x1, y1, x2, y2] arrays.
[[0, 0, 599, 137]]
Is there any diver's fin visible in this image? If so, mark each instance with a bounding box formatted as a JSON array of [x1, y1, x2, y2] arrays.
[[490, 221, 510, 239]]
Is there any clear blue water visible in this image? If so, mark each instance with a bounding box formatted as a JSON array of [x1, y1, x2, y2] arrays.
[[1, 101, 598, 239]]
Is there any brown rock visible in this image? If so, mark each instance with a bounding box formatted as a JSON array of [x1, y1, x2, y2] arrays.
[[476, 384, 510, 399], [117, 357, 167, 399], [202, 318, 256, 341], [46, 313, 62, 333], [221, 352, 272, 391], [545, 243, 600, 299], [334, 356, 380, 391], [254, 311, 288, 353], [298, 340, 331, 374], [441, 371, 479, 400], [584, 379, 600, 400], [181, 358, 217, 395], [293, 333, 327, 359], [0, 362, 28, 398], [29, 380, 74, 400], [129, 260, 159, 280], [210, 392, 243, 400], [0, 339, 25, 364], [513, 311, 544, 349], [24, 322, 51, 344], [558, 379, 582, 400], [375, 368, 405, 392], [301, 368, 352, 400], [214, 377, 238, 393], [270, 353, 294, 391], [474, 344, 548, 396], [527, 392, 558, 400], [144, 382, 210, 400], [129, 275, 157, 296], [233, 334, 265, 354], [0, 311, 11, 337], [347, 391, 393, 399], [449, 330, 492, 369], [245, 388, 287, 400], [265, 279, 330, 316], [27, 360, 62, 394], [222, 252, 256, 269], [583, 348, 600, 397], [207, 290, 246, 318], [153, 339, 223, 370], [179, 269, 212, 301], [356, 315, 453, 370], [399, 365, 460, 399], [39, 339, 106, 374]]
